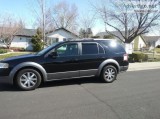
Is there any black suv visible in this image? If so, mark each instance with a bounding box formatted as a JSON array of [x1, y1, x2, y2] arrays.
[[0, 39, 129, 90]]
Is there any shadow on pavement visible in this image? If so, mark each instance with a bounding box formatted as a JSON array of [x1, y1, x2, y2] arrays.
[[0, 77, 103, 92], [41, 77, 103, 89], [0, 84, 19, 92]]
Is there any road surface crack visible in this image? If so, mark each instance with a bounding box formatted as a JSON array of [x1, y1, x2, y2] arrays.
[[80, 84, 122, 119]]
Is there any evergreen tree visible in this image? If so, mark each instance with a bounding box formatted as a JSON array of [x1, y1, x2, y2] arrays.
[[31, 28, 44, 52], [103, 35, 114, 39], [79, 28, 93, 38]]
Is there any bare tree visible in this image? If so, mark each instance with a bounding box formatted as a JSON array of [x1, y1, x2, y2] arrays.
[[31, 0, 78, 42], [0, 14, 25, 48], [79, 12, 96, 38], [92, 0, 160, 43], [50, 1, 78, 33], [31, 0, 51, 43], [80, 12, 96, 30]]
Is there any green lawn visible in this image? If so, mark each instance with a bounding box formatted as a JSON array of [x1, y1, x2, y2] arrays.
[[0, 52, 32, 60]]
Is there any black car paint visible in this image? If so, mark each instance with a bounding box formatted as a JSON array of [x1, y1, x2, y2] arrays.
[[0, 40, 129, 83]]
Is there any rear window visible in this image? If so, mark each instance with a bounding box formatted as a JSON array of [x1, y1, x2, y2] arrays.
[[101, 40, 125, 53]]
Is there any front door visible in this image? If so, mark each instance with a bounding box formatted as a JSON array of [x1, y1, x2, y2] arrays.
[[45, 43, 80, 80]]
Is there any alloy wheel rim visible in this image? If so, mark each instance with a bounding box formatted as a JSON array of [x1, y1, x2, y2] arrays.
[[20, 72, 38, 88], [104, 68, 115, 82]]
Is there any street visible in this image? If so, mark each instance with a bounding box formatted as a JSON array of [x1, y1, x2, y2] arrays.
[[0, 69, 160, 119]]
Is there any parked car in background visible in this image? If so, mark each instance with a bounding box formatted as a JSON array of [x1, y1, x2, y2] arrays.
[[0, 39, 129, 91]]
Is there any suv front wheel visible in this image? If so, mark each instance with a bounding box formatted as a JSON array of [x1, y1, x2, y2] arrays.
[[16, 69, 42, 91], [101, 65, 117, 83]]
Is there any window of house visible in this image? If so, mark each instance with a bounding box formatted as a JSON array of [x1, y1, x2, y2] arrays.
[[56, 38, 59, 42], [63, 38, 67, 41]]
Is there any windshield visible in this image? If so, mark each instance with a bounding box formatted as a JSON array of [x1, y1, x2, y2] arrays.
[[37, 42, 59, 55]]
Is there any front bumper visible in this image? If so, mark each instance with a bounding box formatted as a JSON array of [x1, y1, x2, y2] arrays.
[[120, 65, 129, 72], [0, 76, 12, 84]]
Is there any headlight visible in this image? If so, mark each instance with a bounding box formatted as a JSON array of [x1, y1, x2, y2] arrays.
[[0, 63, 9, 68]]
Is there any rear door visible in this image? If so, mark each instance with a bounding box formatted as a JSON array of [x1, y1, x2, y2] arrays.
[[79, 42, 105, 77]]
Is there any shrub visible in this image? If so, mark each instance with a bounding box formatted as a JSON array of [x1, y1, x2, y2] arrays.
[[0, 49, 8, 54], [156, 45, 160, 48], [103, 35, 114, 39], [129, 52, 148, 62], [143, 54, 148, 61], [10, 47, 25, 52], [91, 36, 100, 38]]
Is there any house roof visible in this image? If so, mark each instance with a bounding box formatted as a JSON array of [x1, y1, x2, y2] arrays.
[[47, 27, 79, 38], [96, 28, 145, 39], [96, 31, 125, 40], [0, 27, 16, 35], [96, 31, 149, 45], [142, 36, 160, 43], [15, 29, 37, 37]]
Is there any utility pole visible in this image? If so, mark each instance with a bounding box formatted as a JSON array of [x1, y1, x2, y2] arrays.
[[42, 0, 46, 45]]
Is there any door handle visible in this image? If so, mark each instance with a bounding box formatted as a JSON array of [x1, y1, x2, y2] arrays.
[[101, 57, 105, 59], [71, 58, 78, 62]]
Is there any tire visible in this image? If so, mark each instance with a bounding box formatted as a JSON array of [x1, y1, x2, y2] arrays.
[[16, 69, 42, 91], [101, 65, 117, 83]]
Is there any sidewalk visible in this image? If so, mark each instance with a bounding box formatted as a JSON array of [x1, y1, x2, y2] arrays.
[[128, 62, 160, 71]]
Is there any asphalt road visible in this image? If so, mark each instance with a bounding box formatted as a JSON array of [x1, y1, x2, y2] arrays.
[[0, 69, 160, 119]]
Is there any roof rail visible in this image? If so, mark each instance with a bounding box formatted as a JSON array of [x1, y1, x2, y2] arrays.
[[82, 38, 94, 40], [65, 38, 94, 41], [65, 38, 77, 41]]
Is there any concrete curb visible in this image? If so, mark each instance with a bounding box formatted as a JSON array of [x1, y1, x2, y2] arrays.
[[128, 62, 160, 71], [0, 52, 31, 56], [0, 52, 11, 56], [128, 67, 160, 71]]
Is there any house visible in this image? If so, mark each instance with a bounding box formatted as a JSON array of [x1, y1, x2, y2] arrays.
[[142, 36, 160, 50], [10, 29, 36, 50], [0, 40, 6, 48], [46, 28, 79, 45], [96, 31, 147, 53], [1, 27, 79, 51]]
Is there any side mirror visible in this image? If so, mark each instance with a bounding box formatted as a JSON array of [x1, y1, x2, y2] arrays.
[[49, 52, 58, 58]]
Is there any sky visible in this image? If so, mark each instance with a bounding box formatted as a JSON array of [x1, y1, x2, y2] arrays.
[[0, 0, 105, 35], [0, 0, 159, 36]]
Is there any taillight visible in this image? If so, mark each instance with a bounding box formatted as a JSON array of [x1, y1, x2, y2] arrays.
[[123, 54, 128, 61]]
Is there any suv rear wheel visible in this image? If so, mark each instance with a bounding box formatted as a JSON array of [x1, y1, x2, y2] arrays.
[[16, 69, 42, 91], [101, 65, 117, 83]]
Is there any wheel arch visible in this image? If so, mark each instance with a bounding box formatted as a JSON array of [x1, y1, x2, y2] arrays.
[[97, 59, 120, 76], [9, 62, 47, 84]]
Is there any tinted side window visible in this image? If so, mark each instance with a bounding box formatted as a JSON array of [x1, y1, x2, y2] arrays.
[[82, 43, 98, 55], [56, 43, 78, 56], [102, 40, 125, 53], [109, 44, 125, 53]]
